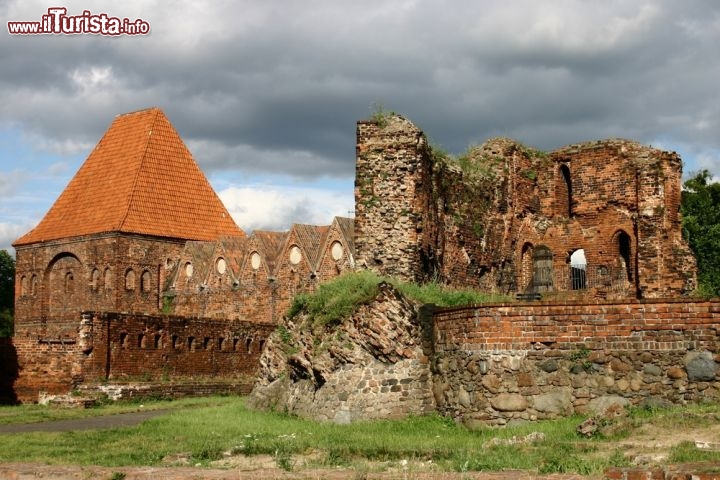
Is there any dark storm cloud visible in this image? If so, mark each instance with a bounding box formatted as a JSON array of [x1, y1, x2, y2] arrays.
[[2, 0, 719, 177]]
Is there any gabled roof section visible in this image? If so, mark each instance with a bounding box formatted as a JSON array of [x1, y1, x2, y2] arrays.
[[14, 107, 244, 246], [218, 235, 248, 277], [252, 230, 288, 274], [334, 216, 355, 254], [291, 223, 329, 270]]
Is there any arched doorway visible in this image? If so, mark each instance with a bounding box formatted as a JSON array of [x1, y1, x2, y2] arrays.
[[570, 249, 587, 290]]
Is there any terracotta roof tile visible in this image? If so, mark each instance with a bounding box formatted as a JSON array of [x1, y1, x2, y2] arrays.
[[14, 107, 244, 246]]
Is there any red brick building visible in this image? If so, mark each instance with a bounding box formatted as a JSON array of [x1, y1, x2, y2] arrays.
[[8, 108, 694, 401]]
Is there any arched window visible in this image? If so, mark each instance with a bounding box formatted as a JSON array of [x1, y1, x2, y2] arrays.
[[104, 268, 112, 291], [154, 333, 162, 349], [138, 333, 146, 349], [141, 270, 152, 293], [90, 268, 101, 292], [246, 338, 253, 353], [615, 230, 633, 282], [30, 275, 37, 296], [20, 276, 27, 297], [520, 243, 534, 291], [187, 336, 195, 351], [557, 164, 572, 217], [125, 269, 135, 290], [569, 249, 587, 290], [65, 272, 74, 294], [119, 332, 128, 348]]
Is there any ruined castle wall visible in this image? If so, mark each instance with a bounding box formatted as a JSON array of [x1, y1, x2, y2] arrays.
[[355, 118, 434, 282], [356, 115, 696, 298], [13, 311, 274, 402], [432, 299, 720, 426]]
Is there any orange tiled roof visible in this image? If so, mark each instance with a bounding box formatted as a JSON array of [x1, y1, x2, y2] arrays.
[[14, 107, 244, 246]]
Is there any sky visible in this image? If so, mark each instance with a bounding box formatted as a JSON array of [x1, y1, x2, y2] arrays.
[[1, 0, 719, 255]]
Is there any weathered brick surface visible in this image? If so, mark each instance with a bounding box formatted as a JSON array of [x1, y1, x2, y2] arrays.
[[355, 116, 696, 298], [13, 311, 273, 402]]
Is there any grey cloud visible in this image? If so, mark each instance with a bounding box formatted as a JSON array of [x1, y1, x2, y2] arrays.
[[1, 0, 720, 178]]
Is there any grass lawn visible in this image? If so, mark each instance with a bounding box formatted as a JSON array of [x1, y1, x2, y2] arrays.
[[1, 396, 719, 475]]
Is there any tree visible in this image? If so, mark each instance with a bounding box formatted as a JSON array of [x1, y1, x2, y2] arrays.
[[0, 250, 14, 337], [681, 170, 720, 296]]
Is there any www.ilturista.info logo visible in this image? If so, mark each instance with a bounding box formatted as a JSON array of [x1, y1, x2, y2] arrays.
[[8, 7, 150, 35]]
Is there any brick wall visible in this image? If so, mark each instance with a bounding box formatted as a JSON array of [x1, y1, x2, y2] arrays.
[[12, 311, 274, 402], [354, 116, 696, 298], [431, 299, 720, 426]]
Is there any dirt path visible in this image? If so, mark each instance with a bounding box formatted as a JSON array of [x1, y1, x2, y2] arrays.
[[0, 462, 599, 480], [0, 409, 170, 433]]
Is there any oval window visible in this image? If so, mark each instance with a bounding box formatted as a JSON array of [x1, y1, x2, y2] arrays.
[[331, 241, 344, 261], [289, 246, 302, 265], [216, 257, 227, 274], [250, 252, 261, 270]]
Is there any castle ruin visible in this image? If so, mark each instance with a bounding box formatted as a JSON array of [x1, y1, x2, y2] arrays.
[[6, 108, 706, 411]]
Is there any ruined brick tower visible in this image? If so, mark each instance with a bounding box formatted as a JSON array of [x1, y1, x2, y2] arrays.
[[355, 114, 696, 298]]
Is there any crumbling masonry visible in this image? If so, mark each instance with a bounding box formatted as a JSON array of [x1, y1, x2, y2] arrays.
[[7, 108, 701, 406]]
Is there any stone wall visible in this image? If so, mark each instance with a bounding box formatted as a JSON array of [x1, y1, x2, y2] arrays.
[[247, 282, 436, 423], [432, 299, 720, 426]]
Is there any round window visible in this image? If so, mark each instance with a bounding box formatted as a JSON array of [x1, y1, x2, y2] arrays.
[[250, 252, 261, 270], [330, 241, 344, 261], [289, 246, 302, 265], [216, 257, 227, 274]]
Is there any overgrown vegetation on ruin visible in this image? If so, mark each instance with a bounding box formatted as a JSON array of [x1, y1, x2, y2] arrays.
[[287, 270, 509, 328], [2, 396, 720, 475]]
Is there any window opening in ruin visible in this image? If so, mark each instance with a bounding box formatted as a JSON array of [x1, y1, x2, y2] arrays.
[[204, 337, 211, 350], [185, 262, 193, 278], [259, 339, 265, 352], [172, 335, 179, 349], [570, 249, 587, 290], [557, 164, 572, 217], [218, 337, 225, 351], [138, 333, 146, 349], [31, 275, 37, 296], [233, 338, 240, 351], [531, 246, 553, 293], [154, 333, 162, 349], [141, 270, 152, 293], [617, 231, 633, 282], [65, 271, 74, 294], [90, 268, 100, 292], [246, 338, 252, 353], [120, 332, 128, 348], [187, 336, 195, 351], [20, 276, 27, 296], [104, 268, 112, 291], [125, 269, 135, 290]]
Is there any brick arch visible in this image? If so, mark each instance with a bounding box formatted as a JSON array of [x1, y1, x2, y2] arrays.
[[611, 229, 637, 296], [43, 252, 83, 321]]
